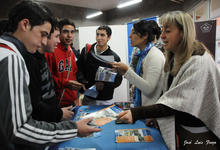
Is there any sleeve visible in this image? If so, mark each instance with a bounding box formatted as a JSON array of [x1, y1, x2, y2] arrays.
[[45, 52, 68, 88], [130, 104, 175, 123], [26, 57, 62, 122], [156, 54, 218, 119], [76, 47, 88, 84], [7, 55, 77, 145], [124, 51, 165, 96], [129, 47, 139, 71], [34, 100, 63, 122]]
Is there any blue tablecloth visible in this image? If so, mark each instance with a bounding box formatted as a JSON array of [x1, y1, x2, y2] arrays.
[[50, 105, 168, 150]]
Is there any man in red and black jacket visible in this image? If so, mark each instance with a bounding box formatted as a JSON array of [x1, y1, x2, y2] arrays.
[[77, 25, 122, 105], [45, 18, 84, 107]]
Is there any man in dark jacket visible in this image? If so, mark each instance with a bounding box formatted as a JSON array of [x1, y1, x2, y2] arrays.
[[77, 25, 122, 105], [22, 18, 75, 122]]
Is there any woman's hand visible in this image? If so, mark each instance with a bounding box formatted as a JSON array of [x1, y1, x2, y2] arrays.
[[117, 110, 133, 123], [111, 62, 129, 75]]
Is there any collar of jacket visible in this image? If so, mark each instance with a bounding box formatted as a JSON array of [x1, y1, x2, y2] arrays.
[[1, 33, 28, 56]]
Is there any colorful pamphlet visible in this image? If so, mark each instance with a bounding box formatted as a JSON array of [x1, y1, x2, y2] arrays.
[[95, 66, 117, 82], [84, 85, 99, 98], [74, 112, 90, 121], [115, 128, 153, 143], [82, 105, 122, 126]]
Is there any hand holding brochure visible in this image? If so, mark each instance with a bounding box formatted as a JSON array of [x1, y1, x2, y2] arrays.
[[82, 105, 122, 126], [115, 128, 153, 143], [95, 66, 117, 82]]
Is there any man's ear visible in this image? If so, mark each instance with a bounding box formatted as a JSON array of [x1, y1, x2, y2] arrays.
[[107, 35, 111, 41], [19, 19, 31, 31]]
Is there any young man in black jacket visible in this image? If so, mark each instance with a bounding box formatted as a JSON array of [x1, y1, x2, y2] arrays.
[[77, 25, 122, 105], [22, 18, 76, 122]]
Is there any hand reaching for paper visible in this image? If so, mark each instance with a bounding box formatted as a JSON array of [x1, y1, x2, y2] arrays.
[[61, 105, 74, 120], [117, 110, 133, 124], [76, 117, 101, 137]]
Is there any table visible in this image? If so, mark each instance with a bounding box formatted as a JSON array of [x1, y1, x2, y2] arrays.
[[50, 105, 168, 150]]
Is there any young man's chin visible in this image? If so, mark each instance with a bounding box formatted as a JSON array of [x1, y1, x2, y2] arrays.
[[28, 48, 37, 54]]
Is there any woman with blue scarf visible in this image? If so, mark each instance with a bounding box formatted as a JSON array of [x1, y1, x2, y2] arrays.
[[112, 20, 165, 107]]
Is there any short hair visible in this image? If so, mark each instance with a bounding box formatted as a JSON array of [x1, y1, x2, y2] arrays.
[[133, 20, 156, 44], [58, 18, 75, 31], [148, 20, 161, 40], [48, 17, 59, 38], [97, 25, 112, 37], [8, 0, 53, 33], [0, 19, 9, 36]]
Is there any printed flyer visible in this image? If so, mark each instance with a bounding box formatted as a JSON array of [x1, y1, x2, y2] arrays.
[[82, 105, 122, 126], [115, 128, 153, 143], [95, 66, 117, 82]]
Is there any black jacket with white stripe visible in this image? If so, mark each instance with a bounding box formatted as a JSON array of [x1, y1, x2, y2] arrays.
[[0, 34, 77, 150]]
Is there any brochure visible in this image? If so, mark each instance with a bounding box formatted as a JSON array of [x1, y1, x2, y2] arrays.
[[84, 85, 99, 98], [97, 55, 114, 62], [115, 128, 153, 143], [82, 105, 122, 126], [74, 112, 90, 121], [95, 66, 117, 82]]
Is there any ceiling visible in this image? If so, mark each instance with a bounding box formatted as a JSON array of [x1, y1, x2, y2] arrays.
[[36, 0, 131, 11]]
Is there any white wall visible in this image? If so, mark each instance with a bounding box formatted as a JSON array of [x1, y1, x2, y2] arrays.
[[79, 25, 129, 102], [216, 18, 220, 70]]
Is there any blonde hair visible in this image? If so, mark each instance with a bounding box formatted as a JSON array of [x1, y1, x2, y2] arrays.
[[160, 11, 201, 76]]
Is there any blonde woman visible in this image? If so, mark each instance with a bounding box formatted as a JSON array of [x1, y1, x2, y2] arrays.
[[117, 11, 220, 150]]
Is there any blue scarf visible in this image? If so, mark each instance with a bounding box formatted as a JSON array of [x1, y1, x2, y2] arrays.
[[134, 42, 154, 107]]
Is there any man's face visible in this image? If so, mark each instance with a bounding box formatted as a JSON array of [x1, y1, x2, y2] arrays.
[[23, 21, 51, 54], [42, 29, 60, 53], [59, 25, 75, 45], [96, 29, 110, 47]]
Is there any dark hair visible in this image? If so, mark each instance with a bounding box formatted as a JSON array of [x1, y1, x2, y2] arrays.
[[48, 17, 59, 38], [148, 20, 161, 40], [133, 20, 159, 43], [8, 0, 53, 33], [58, 18, 75, 31], [97, 25, 112, 37], [0, 19, 9, 35]]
